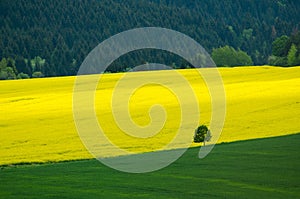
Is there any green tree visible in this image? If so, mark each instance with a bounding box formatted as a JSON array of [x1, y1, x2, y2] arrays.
[[0, 58, 7, 70], [31, 56, 45, 73], [32, 71, 44, 78], [236, 50, 254, 66], [5, 67, 17, 79], [17, 72, 30, 79], [6, 58, 17, 73], [272, 35, 289, 57], [0, 67, 17, 80], [193, 125, 211, 145], [0, 71, 8, 80], [242, 28, 253, 40], [0, 58, 17, 80], [287, 44, 298, 66], [15, 56, 32, 76], [268, 55, 287, 66], [212, 46, 253, 66], [269, 32, 300, 66]]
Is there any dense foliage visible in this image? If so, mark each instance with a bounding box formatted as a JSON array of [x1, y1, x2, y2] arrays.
[[269, 32, 300, 66], [0, 0, 300, 78], [194, 125, 209, 143], [212, 46, 253, 66]]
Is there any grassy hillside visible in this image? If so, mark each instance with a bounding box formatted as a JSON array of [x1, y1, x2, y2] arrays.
[[0, 133, 299, 198], [0, 66, 300, 165]]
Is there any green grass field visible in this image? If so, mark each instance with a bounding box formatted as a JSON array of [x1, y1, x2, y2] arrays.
[[1, 133, 299, 198]]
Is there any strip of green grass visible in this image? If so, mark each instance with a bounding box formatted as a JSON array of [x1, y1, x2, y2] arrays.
[[0, 134, 299, 199]]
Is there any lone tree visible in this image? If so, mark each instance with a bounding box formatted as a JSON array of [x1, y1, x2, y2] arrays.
[[193, 125, 212, 146]]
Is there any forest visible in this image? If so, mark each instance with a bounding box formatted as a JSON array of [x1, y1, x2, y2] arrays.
[[0, 0, 300, 78]]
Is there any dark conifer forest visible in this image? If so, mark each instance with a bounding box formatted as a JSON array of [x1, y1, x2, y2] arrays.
[[1, 0, 300, 78]]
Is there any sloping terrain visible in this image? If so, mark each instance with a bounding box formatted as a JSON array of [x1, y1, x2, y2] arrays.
[[0, 133, 299, 198], [0, 66, 299, 165]]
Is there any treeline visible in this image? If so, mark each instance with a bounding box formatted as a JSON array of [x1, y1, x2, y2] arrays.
[[211, 31, 300, 67], [0, 0, 300, 78], [269, 32, 300, 66], [0, 56, 45, 80]]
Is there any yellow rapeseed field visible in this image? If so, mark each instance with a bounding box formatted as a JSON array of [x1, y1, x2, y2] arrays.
[[0, 66, 300, 165]]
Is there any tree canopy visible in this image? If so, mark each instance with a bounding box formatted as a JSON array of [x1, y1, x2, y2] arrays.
[[0, 0, 300, 78], [212, 46, 253, 66], [194, 125, 210, 144], [269, 32, 300, 66]]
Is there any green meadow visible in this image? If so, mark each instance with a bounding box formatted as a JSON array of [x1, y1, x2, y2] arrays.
[[1, 133, 299, 198]]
